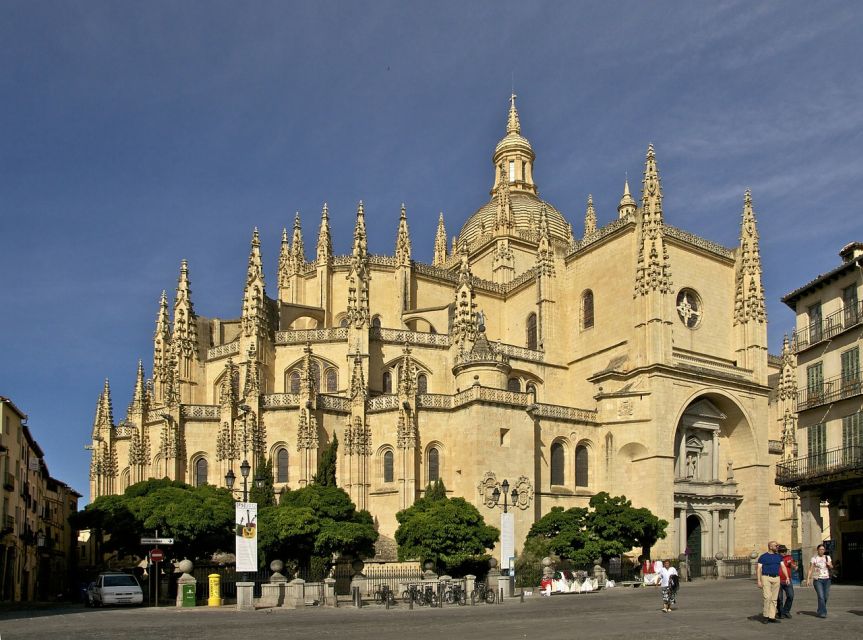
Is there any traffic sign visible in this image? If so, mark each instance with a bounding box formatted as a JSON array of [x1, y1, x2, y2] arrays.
[[150, 548, 164, 562], [141, 537, 174, 545]]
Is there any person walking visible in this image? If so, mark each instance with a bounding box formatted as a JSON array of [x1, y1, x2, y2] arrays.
[[658, 559, 678, 612], [806, 544, 833, 618], [776, 544, 796, 618], [756, 540, 783, 624]]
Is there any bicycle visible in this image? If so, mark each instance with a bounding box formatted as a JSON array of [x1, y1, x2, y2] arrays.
[[402, 584, 421, 605], [373, 584, 395, 606], [444, 581, 467, 606], [421, 584, 438, 607], [472, 580, 496, 604]]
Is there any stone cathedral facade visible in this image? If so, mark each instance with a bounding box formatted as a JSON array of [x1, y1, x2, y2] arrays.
[[89, 97, 793, 563]]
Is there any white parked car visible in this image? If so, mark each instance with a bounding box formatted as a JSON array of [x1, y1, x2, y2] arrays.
[[89, 572, 143, 607]]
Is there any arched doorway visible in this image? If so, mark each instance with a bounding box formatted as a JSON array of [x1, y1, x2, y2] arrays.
[[686, 515, 703, 577]]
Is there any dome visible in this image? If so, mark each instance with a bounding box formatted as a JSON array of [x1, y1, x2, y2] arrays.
[[459, 192, 571, 247]]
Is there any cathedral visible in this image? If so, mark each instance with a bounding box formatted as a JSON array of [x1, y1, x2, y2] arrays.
[[89, 96, 794, 565]]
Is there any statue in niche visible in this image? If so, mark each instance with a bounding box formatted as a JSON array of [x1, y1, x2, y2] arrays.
[[686, 453, 698, 479], [726, 461, 735, 482]]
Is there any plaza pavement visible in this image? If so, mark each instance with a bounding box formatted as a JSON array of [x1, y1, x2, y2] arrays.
[[1, 580, 861, 639]]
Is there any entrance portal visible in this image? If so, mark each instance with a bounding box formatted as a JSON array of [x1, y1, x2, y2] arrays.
[[686, 515, 702, 578]]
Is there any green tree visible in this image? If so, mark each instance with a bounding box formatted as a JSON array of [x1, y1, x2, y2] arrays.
[[258, 483, 377, 572], [250, 456, 276, 507], [75, 479, 236, 563], [395, 481, 499, 574], [586, 492, 667, 558], [312, 433, 338, 486]]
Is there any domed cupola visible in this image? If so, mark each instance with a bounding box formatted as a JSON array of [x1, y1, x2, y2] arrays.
[[491, 94, 537, 196]]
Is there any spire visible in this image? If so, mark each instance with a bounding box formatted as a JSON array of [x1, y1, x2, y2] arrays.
[[316, 202, 332, 265], [433, 212, 447, 266], [536, 202, 555, 276], [172, 260, 198, 353], [176, 259, 193, 308], [153, 290, 171, 391], [92, 379, 114, 438], [507, 92, 521, 135], [291, 213, 305, 266], [349, 350, 367, 401], [243, 343, 260, 398], [618, 177, 637, 218], [583, 194, 597, 237], [395, 203, 412, 266], [352, 201, 368, 260], [128, 360, 146, 416], [495, 169, 514, 232], [278, 227, 292, 288], [247, 228, 264, 285], [734, 189, 766, 325], [634, 144, 672, 297]]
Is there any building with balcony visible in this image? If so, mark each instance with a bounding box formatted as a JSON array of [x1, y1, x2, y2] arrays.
[[87, 96, 790, 565], [0, 396, 81, 602], [776, 242, 863, 579]]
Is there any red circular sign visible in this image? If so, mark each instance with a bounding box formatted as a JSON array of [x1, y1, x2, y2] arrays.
[[150, 548, 164, 562]]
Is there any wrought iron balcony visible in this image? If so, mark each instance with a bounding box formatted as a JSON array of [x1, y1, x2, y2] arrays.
[[791, 300, 863, 353], [796, 374, 862, 411], [775, 445, 863, 487]]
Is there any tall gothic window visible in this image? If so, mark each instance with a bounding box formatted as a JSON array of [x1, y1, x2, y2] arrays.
[[427, 447, 440, 482], [195, 458, 208, 487], [526, 313, 538, 350], [507, 378, 521, 392], [575, 445, 589, 487], [582, 290, 594, 329], [382, 371, 392, 394], [383, 450, 394, 483], [509, 160, 515, 182], [325, 368, 338, 393], [417, 373, 428, 394], [289, 371, 301, 394], [276, 447, 289, 483], [550, 442, 564, 486]]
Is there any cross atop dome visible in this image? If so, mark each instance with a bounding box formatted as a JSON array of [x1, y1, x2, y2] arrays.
[[507, 92, 520, 135]]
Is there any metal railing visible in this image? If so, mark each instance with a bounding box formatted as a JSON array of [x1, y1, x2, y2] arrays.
[[792, 300, 863, 353], [776, 445, 863, 486], [796, 374, 862, 411]]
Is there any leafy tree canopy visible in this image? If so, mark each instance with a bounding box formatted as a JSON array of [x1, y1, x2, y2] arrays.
[[311, 433, 338, 486], [521, 493, 667, 564], [75, 479, 235, 562], [249, 456, 276, 507], [258, 483, 377, 571], [395, 481, 499, 574]]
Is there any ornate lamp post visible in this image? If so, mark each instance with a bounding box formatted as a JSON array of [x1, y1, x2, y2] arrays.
[[491, 479, 519, 514]]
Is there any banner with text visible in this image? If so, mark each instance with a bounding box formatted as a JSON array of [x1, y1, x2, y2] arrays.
[[235, 502, 258, 572]]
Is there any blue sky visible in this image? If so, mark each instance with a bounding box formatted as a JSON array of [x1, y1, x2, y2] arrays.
[[1, 1, 861, 501]]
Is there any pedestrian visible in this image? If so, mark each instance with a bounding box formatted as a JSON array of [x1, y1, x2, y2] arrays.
[[776, 544, 796, 618], [658, 559, 678, 612], [805, 544, 832, 618], [756, 540, 783, 624]]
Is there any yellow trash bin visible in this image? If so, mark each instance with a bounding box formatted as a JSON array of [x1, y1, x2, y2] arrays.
[[208, 573, 223, 607]]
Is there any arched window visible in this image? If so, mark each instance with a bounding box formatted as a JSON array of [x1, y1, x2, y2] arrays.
[[575, 445, 589, 487], [276, 447, 289, 483], [526, 312, 538, 350], [526, 382, 537, 401], [325, 368, 338, 393], [582, 290, 594, 329], [417, 373, 428, 394], [383, 450, 394, 483], [152, 455, 163, 479], [550, 442, 565, 486], [289, 371, 301, 394], [372, 316, 382, 328], [195, 458, 208, 487], [339, 317, 349, 328], [428, 447, 440, 482], [507, 378, 521, 392], [382, 371, 392, 394]]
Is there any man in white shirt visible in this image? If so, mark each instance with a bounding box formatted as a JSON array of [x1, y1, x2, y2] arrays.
[[658, 559, 679, 612]]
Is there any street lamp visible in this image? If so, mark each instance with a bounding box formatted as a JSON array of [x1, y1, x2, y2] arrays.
[[239, 459, 251, 501], [491, 479, 519, 514]]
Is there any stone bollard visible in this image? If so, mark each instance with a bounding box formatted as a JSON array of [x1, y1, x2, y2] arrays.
[[236, 582, 255, 611], [465, 574, 476, 598], [677, 554, 689, 582], [593, 558, 607, 588], [714, 552, 725, 581], [323, 578, 337, 608], [260, 560, 287, 607], [287, 578, 306, 609], [175, 559, 197, 607], [749, 550, 759, 579]]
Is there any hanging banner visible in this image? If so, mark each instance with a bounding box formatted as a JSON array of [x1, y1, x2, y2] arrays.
[[500, 512, 515, 571], [235, 502, 258, 572]]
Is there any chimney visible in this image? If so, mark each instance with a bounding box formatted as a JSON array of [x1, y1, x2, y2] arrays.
[[839, 242, 863, 263]]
